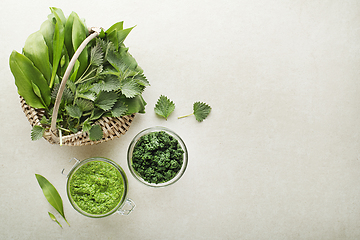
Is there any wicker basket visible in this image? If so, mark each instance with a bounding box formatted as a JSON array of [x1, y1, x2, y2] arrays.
[[19, 27, 136, 146]]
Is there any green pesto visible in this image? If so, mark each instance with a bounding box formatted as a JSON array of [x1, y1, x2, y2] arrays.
[[69, 161, 124, 215], [132, 131, 184, 184]]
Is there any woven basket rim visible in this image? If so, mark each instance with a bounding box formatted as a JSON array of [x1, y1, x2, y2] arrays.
[[20, 96, 135, 146]]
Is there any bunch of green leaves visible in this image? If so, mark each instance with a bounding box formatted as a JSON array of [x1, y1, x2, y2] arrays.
[[9, 7, 149, 141], [35, 174, 69, 228]]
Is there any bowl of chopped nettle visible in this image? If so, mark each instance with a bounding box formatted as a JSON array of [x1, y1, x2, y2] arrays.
[[127, 126, 188, 187]]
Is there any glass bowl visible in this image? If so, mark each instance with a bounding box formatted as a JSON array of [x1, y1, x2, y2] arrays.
[[127, 126, 188, 187], [66, 157, 135, 218]]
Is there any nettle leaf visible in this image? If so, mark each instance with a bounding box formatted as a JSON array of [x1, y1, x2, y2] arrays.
[[31, 125, 45, 141], [65, 105, 82, 119], [90, 108, 104, 121], [77, 92, 96, 101], [88, 124, 103, 141], [178, 101, 212, 122], [120, 78, 142, 98], [134, 73, 150, 86], [154, 95, 175, 120], [111, 101, 128, 117], [75, 98, 94, 112], [95, 91, 118, 111], [51, 84, 74, 103], [90, 42, 104, 66], [193, 102, 212, 122], [102, 75, 121, 92], [40, 116, 51, 125], [82, 118, 92, 132]]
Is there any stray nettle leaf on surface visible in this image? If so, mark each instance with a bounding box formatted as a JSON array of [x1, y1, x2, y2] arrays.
[[154, 95, 175, 120], [35, 174, 70, 226], [48, 212, 62, 228], [9, 7, 149, 142], [178, 102, 212, 122]]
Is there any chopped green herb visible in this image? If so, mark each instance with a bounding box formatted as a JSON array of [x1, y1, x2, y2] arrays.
[[132, 131, 184, 184]]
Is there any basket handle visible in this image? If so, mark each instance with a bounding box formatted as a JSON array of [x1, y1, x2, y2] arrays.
[[50, 27, 101, 143]]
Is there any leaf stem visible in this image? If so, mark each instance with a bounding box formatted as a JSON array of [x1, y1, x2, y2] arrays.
[[178, 113, 194, 119]]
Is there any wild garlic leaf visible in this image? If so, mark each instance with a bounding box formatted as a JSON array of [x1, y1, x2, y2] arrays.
[[120, 78, 142, 98], [9, 51, 51, 109], [35, 174, 70, 226], [65, 105, 82, 119], [193, 102, 212, 122], [154, 95, 175, 120], [88, 124, 103, 141], [48, 212, 62, 228], [95, 91, 118, 111], [111, 101, 128, 117], [31, 125, 45, 141]]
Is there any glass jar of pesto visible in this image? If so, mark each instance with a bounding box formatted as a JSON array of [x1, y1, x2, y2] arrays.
[[127, 126, 188, 187], [65, 157, 135, 218]]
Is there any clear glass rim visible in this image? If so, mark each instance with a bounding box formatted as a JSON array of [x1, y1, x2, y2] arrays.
[[127, 126, 188, 188], [66, 157, 128, 218]]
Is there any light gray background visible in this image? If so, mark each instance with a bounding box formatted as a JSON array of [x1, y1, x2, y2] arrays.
[[1, 1, 360, 239]]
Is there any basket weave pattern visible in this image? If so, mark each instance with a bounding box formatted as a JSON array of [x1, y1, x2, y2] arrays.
[[20, 97, 135, 146]]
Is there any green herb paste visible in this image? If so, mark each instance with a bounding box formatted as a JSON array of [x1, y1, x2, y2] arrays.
[[69, 161, 124, 215], [132, 131, 184, 184]]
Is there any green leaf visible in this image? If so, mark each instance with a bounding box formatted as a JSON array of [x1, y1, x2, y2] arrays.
[[121, 95, 147, 114], [89, 108, 104, 121], [31, 125, 45, 141], [106, 21, 123, 34], [48, 212, 62, 228], [95, 91, 118, 111], [72, 15, 88, 79], [35, 174, 70, 226], [88, 124, 103, 141], [154, 95, 175, 120], [65, 105, 82, 119], [75, 98, 94, 112], [102, 75, 121, 92], [50, 9, 65, 88], [105, 48, 127, 73], [117, 27, 135, 46], [40, 19, 55, 65], [90, 42, 104, 66], [77, 91, 96, 101], [9, 51, 51, 109], [193, 102, 212, 122], [120, 78, 142, 98], [178, 102, 212, 122], [40, 116, 51, 125], [111, 101, 128, 117], [64, 11, 76, 58], [82, 118, 92, 132], [23, 31, 51, 83], [133, 73, 150, 86]]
